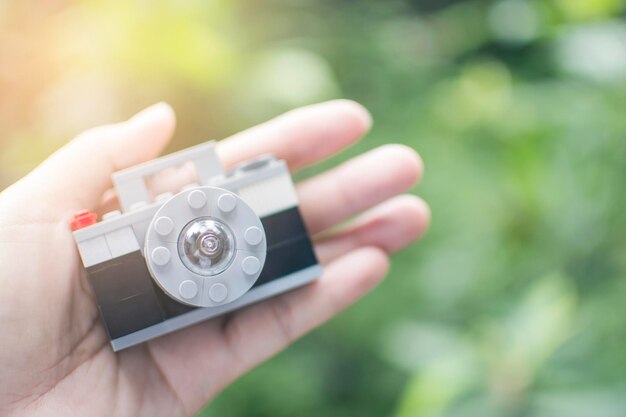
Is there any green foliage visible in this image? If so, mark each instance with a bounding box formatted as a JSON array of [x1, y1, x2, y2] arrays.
[[1, 0, 626, 416]]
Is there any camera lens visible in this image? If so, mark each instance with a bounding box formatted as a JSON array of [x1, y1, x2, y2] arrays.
[[178, 217, 236, 276]]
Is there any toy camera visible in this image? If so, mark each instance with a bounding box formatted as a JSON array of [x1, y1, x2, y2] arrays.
[[71, 141, 321, 351]]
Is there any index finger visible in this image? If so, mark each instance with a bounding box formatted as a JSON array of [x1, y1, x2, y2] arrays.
[[216, 99, 372, 171]]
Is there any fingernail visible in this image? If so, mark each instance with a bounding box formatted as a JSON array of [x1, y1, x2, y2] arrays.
[[356, 105, 373, 131]]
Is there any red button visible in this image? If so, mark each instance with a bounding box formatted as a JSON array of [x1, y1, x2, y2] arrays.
[[70, 210, 98, 231]]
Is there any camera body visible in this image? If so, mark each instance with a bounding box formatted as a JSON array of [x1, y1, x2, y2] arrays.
[[72, 141, 321, 351]]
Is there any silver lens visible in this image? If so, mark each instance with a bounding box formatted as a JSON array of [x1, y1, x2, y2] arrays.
[[178, 217, 236, 276]]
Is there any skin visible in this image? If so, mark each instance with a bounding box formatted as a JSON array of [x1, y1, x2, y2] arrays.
[[0, 100, 429, 417]]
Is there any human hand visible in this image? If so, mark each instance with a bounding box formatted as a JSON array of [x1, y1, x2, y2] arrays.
[[0, 101, 429, 417]]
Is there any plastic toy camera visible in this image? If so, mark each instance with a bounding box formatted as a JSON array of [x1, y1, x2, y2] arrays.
[[71, 141, 321, 351]]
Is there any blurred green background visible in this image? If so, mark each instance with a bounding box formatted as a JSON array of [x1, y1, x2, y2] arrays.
[[2, 1, 626, 416]]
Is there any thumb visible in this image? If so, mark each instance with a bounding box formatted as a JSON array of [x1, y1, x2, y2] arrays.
[[22, 102, 176, 214]]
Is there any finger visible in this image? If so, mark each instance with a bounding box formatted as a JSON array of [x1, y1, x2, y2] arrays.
[[298, 144, 423, 234], [216, 99, 372, 170], [23, 103, 176, 213], [314, 195, 430, 264]]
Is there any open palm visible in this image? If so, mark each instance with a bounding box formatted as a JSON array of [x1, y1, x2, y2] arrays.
[[0, 101, 429, 417]]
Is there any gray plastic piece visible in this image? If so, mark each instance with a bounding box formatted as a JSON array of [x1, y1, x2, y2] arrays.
[[113, 142, 224, 212], [210, 158, 299, 218], [145, 186, 267, 307]]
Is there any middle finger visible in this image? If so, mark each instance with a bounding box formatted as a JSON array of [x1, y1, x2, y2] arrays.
[[297, 144, 423, 235]]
